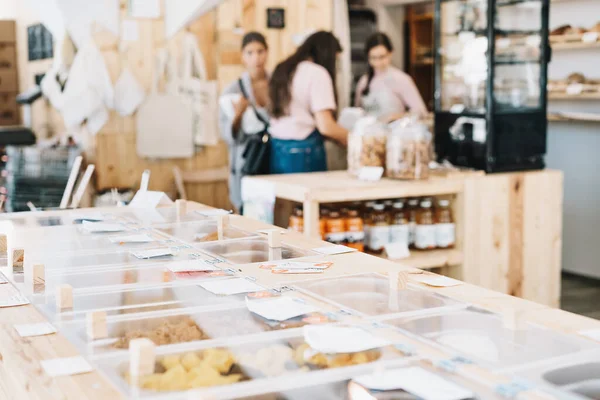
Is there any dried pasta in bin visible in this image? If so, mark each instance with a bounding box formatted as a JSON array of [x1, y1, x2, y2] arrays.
[[386, 116, 432, 180], [347, 116, 389, 176]]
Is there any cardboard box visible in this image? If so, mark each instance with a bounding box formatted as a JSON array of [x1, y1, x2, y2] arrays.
[[0, 92, 18, 126], [0, 21, 16, 43], [0, 43, 16, 70], [0, 70, 17, 92]]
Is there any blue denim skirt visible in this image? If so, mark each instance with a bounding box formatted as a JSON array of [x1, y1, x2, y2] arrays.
[[270, 130, 327, 174]]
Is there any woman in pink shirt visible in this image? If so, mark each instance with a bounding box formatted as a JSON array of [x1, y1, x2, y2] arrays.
[[355, 32, 427, 122], [268, 31, 349, 174]]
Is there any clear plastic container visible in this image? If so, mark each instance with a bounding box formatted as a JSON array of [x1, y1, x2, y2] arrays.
[[26, 245, 204, 272], [382, 307, 598, 370], [93, 329, 405, 398], [36, 281, 242, 323], [196, 238, 315, 264], [37, 257, 231, 295], [123, 207, 209, 226], [292, 273, 464, 318], [506, 350, 600, 400], [347, 117, 389, 176], [386, 117, 432, 181], [155, 221, 257, 244]]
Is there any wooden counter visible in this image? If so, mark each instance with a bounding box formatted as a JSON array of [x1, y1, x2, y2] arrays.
[[0, 201, 586, 400], [244, 170, 564, 307]]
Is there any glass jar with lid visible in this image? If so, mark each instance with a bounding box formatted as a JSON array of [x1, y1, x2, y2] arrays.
[[325, 209, 346, 245], [415, 198, 436, 250], [288, 205, 304, 234], [389, 199, 409, 246], [347, 116, 389, 176], [345, 205, 365, 252], [366, 202, 390, 254], [386, 116, 432, 180], [435, 198, 456, 249]]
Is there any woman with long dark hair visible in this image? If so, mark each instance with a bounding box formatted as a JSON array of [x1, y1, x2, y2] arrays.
[[268, 31, 348, 174], [219, 32, 270, 211], [355, 32, 427, 122]]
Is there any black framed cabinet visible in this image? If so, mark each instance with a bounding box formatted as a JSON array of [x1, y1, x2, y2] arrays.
[[433, 0, 551, 172]]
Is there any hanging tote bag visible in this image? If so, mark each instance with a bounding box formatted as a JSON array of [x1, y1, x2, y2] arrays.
[[179, 33, 220, 147], [136, 49, 194, 158], [238, 79, 270, 176]]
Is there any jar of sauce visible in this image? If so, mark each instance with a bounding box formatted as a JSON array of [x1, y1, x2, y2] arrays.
[[415, 198, 436, 250], [288, 205, 304, 233], [367, 202, 390, 254], [345, 207, 365, 252], [435, 198, 455, 249], [389, 199, 409, 246], [325, 209, 346, 245], [319, 206, 329, 240]]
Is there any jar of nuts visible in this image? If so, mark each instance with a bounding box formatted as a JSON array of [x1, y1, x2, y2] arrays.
[[386, 116, 432, 180], [347, 116, 389, 176]]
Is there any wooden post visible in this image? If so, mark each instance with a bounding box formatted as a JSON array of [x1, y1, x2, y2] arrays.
[[12, 248, 24, 272], [302, 200, 320, 239], [175, 199, 187, 217], [27, 264, 45, 292], [129, 338, 156, 377], [56, 284, 73, 311], [268, 247, 282, 261], [267, 230, 281, 248], [86, 311, 108, 340], [217, 215, 229, 240]]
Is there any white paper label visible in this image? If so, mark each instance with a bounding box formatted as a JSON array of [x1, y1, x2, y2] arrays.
[[325, 232, 346, 244], [436, 223, 456, 248], [199, 278, 265, 295], [41, 356, 93, 377], [313, 245, 357, 255], [578, 329, 600, 342], [82, 221, 125, 233], [566, 83, 584, 95], [14, 322, 57, 337], [271, 268, 325, 275], [346, 231, 365, 242], [385, 242, 411, 260], [583, 32, 599, 43], [358, 167, 384, 182], [166, 260, 219, 273], [0, 293, 30, 307], [369, 226, 390, 251], [303, 325, 391, 354], [130, 248, 174, 259], [108, 234, 154, 244], [415, 225, 436, 250], [390, 224, 410, 245], [268, 261, 332, 271], [246, 297, 320, 321], [449, 104, 466, 114], [415, 275, 463, 287], [197, 209, 231, 217], [354, 367, 474, 400]]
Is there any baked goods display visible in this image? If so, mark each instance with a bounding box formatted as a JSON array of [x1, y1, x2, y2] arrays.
[[347, 116, 389, 175], [386, 117, 432, 180], [550, 22, 600, 44], [547, 73, 600, 97]]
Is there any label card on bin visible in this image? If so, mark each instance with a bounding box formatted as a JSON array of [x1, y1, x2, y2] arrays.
[[109, 234, 155, 243], [167, 260, 220, 273], [385, 243, 410, 260], [200, 278, 265, 296], [358, 167, 384, 182], [246, 297, 320, 321], [414, 275, 463, 288], [304, 325, 391, 354], [197, 209, 231, 217], [313, 245, 357, 256], [41, 356, 93, 377], [131, 248, 174, 259], [353, 366, 474, 400], [15, 322, 57, 337]]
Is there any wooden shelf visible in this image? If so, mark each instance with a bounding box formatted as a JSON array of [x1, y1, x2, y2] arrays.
[[548, 112, 600, 122], [552, 41, 600, 50], [548, 92, 600, 100], [380, 248, 464, 269]]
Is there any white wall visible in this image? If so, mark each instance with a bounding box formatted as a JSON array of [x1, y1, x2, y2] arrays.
[[546, 0, 600, 278], [0, 0, 17, 19]]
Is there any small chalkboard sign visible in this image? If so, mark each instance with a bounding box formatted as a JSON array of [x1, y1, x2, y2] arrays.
[[267, 8, 285, 29]]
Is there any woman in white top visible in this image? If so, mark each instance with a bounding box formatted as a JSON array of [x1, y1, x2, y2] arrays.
[[355, 32, 427, 122]]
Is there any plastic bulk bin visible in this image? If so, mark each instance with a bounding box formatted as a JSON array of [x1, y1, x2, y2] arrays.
[[196, 238, 316, 264], [292, 273, 465, 318], [155, 221, 257, 244], [93, 328, 406, 399], [124, 207, 209, 226], [381, 306, 599, 370]]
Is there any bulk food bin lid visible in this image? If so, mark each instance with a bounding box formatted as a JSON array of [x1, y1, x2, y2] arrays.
[[196, 238, 317, 265], [92, 327, 408, 399], [29, 256, 232, 299], [25, 244, 209, 272], [59, 293, 333, 356], [36, 279, 242, 323], [291, 273, 465, 319], [381, 306, 599, 370], [154, 221, 258, 244], [503, 349, 600, 400]]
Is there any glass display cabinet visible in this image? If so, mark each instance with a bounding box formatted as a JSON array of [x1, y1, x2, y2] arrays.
[[433, 0, 550, 172]]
